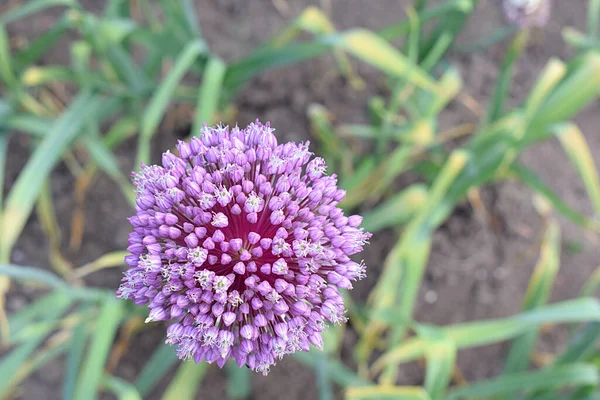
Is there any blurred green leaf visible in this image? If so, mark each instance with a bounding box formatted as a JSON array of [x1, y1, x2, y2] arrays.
[[0, 92, 102, 262], [447, 364, 598, 399], [557, 323, 600, 366], [504, 221, 561, 374], [81, 127, 135, 205], [137, 40, 205, 166], [374, 298, 600, 371], [294, 352, 370, 388], [379, 0, 473, 41], [102, 374, 142, 400], [0, 0, 74, 25], [192, 56, 226, 134], [361, 184, 428, 233], [510, 164, 599, 231], [482, 30, 528, 128], [135, 342, 179, 397], [7, 292, 61, 337], [224, 42, 329, 93], [346, 385, 431, 400], [524, 59, 567, 122], [225, 360, 251, 399], [64, 316, 90, 400], [424, 336, 455, 400], [0, 292, 71, 394], [161, 361, 207, 400], [14, 16, 72, 68], [528, 52, 600, 139], [554, 123, 600, 218], [74, 298, 124, 400], [334, 29, 439, 93], [0, 25, 16, 87], [581, 267, 600, 297]]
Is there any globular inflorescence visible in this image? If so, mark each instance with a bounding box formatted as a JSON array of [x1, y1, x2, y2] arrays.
[[503, 0, 551, 28], [117, 121, 370, 374]]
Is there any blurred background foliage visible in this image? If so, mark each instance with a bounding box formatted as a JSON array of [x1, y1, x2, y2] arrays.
[[1, 0, 600, 399]]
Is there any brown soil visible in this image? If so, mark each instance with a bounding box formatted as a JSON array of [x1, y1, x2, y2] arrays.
[[4, 1, 600, 399]]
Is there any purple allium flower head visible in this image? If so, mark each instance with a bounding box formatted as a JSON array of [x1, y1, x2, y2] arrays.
[[503, 0, 551, 28], [117, 121, 370, 375]]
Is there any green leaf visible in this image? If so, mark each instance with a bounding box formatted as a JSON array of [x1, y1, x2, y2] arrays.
[[361, 184, 428, 233], [294, 352, 370, 388], [80, 128, 135, 206], [557, 323, 600, 365], [510, 164, 599, 230], [224, 42, 329, 93], [554, 123, 600, 218], [64, 316, 90, 400], [424, 337, 456, 400], [7, 292, 61, 337], [373, 298, 600, 371], [192, 56, 226, 135], [225, 361, 251, 399], [136, 40, 206, 166], [481, 30, 529, 127], [581, 267, 600, 297], [0, 292, 71, 394], [529, 52, 600, 138], [346, 385, 431, 400], [0, 92, 102, 262], [74, 298, 124, 400], [0, 0, 74, 25], [0, 25, 16, 87], [134, 343, 179, 397], [161, 361, 207, 400], [333, 29, 439, 93], [447, 364, 598, 399], [14, 16, 71, 68], [504, 221, 561, 374], [102, 374, 142, 400]]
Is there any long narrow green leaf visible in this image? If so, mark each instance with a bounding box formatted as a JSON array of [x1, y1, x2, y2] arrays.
[[333, 29, 439, 93], [0, 292, 72, 394], [482, 30, 528, 127], [0, 0, 74, 25], [504, 221, 561, 374], [137, 40, 205, 167], [422, 331, 455, 400], [63, 311, 91, 400], [510, 164, 599, 230], [361, 184, 428, 233], [224, 42, 329, 93], [447, 364, 598, 400], [581, 267, 600, 297], [554, 123, 600, 217], [7, 292, 61, 337], [192, 56, 226, 135], [14, 17, 71, 68], [529, 52, 600, 138], [0, 264, 108, 301], [0, 92, 102, 262], [294, 352, 370, 388], [161, 361, 207, 400], [225, 360, 251, 399], [74, 298, 124, 400], [80, 129, 135, 206], [346, 385, 431, 400], [373, 298, 600, 371], [0, 131, 9, 230], [0, 25, 15, 87], [134, 343, 179, 397], [102, 374, 142, 400]]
